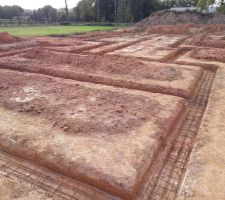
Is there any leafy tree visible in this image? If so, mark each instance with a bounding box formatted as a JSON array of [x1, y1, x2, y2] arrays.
[[161, 0, 197, 8], [177, 0, 198, 6], [36, 6, 58, 22], [131, 0, 161, 22], [0, 5, 24, 19], [73, 0, 161, 23], [217, 0, 225, 14], [76, 0, 95, 21], [58, 11, 68, 22], [197, 0, 215, 10], [73, 7, 82, 21], [0, 6, 2, 18]]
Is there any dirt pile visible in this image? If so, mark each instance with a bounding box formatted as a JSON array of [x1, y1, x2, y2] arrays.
[[137, 10, 225, 27], [0, 32, 20, 44]]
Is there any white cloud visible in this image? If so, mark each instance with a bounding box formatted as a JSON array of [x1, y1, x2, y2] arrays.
[[0, 0, 80, 9]]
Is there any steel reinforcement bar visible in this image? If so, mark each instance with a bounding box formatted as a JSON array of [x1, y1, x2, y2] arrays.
[[139, 71, 216, 200]]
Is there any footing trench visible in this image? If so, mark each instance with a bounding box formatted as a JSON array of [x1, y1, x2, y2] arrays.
[[0, 68, 216, 200], [138, 71, 216, 200]]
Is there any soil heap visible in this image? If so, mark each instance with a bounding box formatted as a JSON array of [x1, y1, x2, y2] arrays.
[[0, 32, 20, 43], [136, 10, 225, 27], [135, 10, 225, 34]]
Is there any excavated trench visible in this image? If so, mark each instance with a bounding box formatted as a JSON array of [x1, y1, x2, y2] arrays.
[[0, 29, 221, 200]]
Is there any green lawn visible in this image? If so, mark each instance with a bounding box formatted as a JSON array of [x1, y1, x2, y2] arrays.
[[0, 25, 118, 37]]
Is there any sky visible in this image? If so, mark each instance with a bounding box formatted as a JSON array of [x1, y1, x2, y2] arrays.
[[0, 0, 80, 9]]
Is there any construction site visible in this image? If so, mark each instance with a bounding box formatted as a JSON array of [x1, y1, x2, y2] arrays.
[[0, 10, 225, 200]]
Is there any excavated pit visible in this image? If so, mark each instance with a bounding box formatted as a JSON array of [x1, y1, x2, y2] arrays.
[[0, 48, 203, 98], [108, 35, 184, 61], [0, 24, 223, 200]]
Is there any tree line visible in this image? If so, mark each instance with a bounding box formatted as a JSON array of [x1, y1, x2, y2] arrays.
[[0, 0, 225, 23]]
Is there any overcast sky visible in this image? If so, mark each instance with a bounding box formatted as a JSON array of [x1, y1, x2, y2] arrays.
[[0, 0, 80, 9]]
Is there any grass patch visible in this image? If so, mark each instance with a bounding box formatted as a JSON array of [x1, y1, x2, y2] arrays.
[[0, 25, 119, 37]]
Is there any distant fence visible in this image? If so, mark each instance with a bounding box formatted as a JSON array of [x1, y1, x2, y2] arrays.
[[0, 19, 46, 26], [0, 19, 56, 26], [170, 6, 217, 14], [170, 7, 198, 12], [0, 19, 132, 27]]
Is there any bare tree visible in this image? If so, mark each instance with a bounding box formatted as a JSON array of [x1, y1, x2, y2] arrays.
[[95, 0, 100, 21], [65, 0, 69, 16], [114, 0, 117, 21]]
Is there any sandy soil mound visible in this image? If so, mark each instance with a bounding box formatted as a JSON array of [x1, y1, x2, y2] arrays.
[[0, 32, 20, 43], [137, 10, 225, 27]]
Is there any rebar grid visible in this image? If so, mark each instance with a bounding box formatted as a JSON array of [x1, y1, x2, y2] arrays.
[[0, 150, 118, 200], [140, 71, 215, 200]]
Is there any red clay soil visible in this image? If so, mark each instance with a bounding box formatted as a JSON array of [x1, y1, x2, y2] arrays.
[[0, 48, 203, 98], [21, 48, 182, 81], [42, 41, 106, 53], [146, 24, 196, 34], [0, 69, 163, 135], [194, 38, 225, 48], [190, 48, 225, 62], [145, 24, 225, 35], [201, 24, 225, 33], [36, 37, 86, 47], [186, 34, 225, 48], [0, 32, 20, 43], [35, 37, 108, 54], [71, 27, 139, 41], [0, 69, 185, 199]]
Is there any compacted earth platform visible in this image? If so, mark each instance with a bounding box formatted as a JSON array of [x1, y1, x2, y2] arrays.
[[0, 69, 185, 199]]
